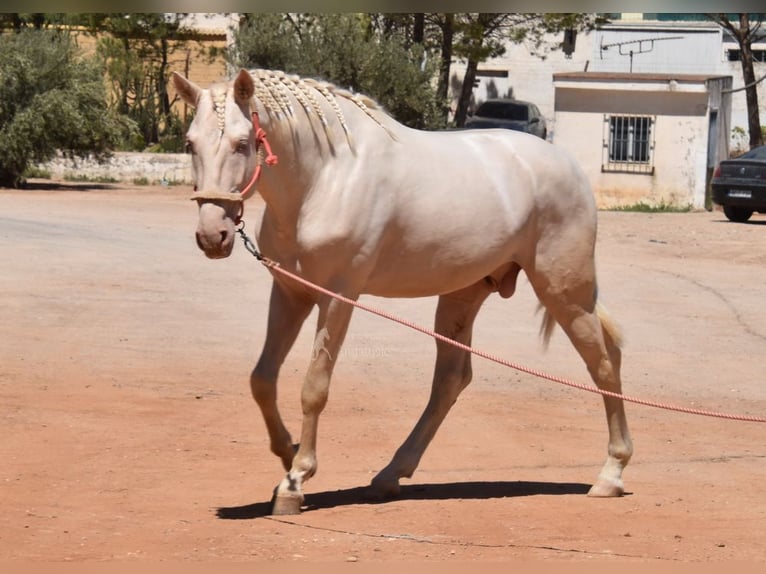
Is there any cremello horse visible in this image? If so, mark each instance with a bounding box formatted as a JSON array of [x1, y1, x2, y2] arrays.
[[172, 69, 633, 515]]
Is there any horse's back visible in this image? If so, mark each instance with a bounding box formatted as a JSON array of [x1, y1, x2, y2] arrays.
[[354, 127, 597, 297], [394, 126, 596, 240]]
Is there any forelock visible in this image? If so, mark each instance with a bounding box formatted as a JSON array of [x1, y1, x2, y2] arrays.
[[210, 84, 228, 135]]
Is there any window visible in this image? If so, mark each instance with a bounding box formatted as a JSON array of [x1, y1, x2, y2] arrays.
[[603, 114, 655, 174], [726, 49, 766, 62], [475, 101, 528, 121]]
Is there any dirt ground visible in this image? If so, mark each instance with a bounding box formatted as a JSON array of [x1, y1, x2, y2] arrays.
[[1, 182, 765, 563]]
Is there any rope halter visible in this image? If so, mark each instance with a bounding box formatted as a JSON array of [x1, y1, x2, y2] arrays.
[[189, 110, 278, 222]]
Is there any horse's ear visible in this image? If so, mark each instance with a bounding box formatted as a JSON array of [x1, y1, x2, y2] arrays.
[[233, 69, 254, 105], [172, 71, 201, 107]]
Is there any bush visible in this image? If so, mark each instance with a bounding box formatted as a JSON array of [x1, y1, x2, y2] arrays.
[[231, 14, 446, 130], [0, 29, 135, 187]]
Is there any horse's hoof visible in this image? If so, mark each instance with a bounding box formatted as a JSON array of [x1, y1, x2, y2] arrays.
[[587, 477, 624, 498], [367, 475, 401, 500], [271, 493, 303, 515]]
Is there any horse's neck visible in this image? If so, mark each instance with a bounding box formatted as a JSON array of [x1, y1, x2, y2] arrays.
[[254, 123, 320, 233], [254, 96, 397, 233]]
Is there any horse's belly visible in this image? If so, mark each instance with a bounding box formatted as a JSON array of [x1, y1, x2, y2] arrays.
[[362, 251, 510, 298]]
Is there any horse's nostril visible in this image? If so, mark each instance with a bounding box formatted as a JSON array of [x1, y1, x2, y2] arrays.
[[220, 230, 228, 244]]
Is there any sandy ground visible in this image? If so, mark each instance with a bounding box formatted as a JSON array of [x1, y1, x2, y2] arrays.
[[1, 183, 765, 563]]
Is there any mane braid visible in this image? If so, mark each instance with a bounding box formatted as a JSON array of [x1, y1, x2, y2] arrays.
[[333, 86, 397, 141], [265, 70, 295, 118], [284, 75, 331, 137], [248, 69, 397, 148], [250, 70, 286, 119], [303, 78, 353, 146], [211, 85, 227, 136]]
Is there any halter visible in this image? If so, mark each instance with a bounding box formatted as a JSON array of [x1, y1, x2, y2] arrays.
[[189, 110, 278, 223]]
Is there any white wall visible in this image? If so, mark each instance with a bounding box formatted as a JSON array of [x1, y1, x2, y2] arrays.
[[553, 75, 714, 209], [556, 112, 709, 208], [41, 153, 192, 185], [452, 18, 763, 151]]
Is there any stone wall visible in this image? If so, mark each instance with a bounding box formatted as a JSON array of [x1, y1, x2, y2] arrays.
[[40, 152, 192, 185]]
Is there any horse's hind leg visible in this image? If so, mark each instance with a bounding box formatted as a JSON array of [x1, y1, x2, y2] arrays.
[[527, 262, 633, 497], [369, 280, 492, 499]]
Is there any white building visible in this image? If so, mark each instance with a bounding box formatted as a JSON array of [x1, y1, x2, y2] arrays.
[[455, 14, 764, 208], [552, 71, 731, 209], [461, 14, 763, 151]]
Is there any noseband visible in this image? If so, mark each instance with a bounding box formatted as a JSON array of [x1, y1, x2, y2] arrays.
[[189, 110, 278, 223]]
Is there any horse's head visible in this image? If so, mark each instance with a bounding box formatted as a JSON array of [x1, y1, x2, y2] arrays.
[[172, 70, 258, 259]]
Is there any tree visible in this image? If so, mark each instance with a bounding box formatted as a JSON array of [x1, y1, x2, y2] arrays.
[[0, 30, 130, 188], [0, 13, 71, 30], [84, 13, 192, 151], [231, 13, 445, 129], [432, 14, 456, 124], [708, 13, 764, 149], [451, 14, 520, 127], [449, 13, 602, 127]]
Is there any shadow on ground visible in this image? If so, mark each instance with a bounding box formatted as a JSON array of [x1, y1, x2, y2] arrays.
[[216, 480, 592, 519]]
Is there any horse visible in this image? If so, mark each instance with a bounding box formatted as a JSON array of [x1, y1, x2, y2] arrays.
[[171, 68, 633, 515]]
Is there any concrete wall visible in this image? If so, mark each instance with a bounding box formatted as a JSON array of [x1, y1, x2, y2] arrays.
[[553, 73, 725, 209], [41, 153, 192, 185], [553, 111, 708, 208]]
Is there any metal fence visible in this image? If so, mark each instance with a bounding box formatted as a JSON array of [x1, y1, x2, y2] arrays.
[[602, 114, 655, 174]]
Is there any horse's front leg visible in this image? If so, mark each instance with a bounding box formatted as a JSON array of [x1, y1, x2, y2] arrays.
[[251, 280, 313, 470], [272, 295, 355, 515]]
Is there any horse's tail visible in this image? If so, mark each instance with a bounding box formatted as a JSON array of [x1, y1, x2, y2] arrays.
[[538, 301, 623, 350]]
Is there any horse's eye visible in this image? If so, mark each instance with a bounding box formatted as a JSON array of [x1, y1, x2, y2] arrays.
[[235, 139, 249, 153], [185, 140, 194, 154]]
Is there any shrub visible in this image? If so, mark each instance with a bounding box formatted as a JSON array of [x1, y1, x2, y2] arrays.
[[0, 29, 134, 187]]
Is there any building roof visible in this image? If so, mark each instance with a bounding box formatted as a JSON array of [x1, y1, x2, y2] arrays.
[[553, 71, 732, 83]]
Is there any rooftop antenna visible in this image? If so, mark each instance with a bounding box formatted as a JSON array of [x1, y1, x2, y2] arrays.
[[600, 36, 683, 72]]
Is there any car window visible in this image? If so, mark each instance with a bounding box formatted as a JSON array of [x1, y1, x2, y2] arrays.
[[476, 101, 529, 121], [741, 146, 766, 160]]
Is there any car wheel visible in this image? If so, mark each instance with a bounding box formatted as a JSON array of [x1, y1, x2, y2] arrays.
[[723, 205, 753, 222]]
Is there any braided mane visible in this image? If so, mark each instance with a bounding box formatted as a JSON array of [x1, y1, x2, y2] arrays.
[[248, 69, 396, 148], [211, 84, 228, 137]]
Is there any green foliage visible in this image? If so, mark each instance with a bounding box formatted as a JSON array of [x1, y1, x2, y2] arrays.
[[609, 200, 693, 213], [231, 14, 445, 130], [93, 13, 189, 151], [22, 165, 51, 179], [0, 13, 81, 30], [63, 173, 119, 183], [0, 29, 132, 188]]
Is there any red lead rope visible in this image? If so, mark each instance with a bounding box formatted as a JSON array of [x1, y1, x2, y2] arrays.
[[232, 111, 278, 225], [239, 111, 278, 201]]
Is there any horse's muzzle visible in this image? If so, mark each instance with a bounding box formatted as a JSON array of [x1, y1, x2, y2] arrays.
[[195, 229, 234, 259], [195, 201, 237, 258]]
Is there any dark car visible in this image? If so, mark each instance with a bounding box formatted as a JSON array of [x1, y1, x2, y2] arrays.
[[711, 145, 766, 222], [465, 99, 547, 139]]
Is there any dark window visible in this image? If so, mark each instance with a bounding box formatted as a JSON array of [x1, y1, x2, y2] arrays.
[[475, 101, 529, 121], [727, 49, 766, 62], [603, 114, 655, 174], [741, 145, 766, 159]]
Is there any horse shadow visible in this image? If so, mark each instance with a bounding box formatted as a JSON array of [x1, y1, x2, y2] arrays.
[[216, 480, 592, 520]]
